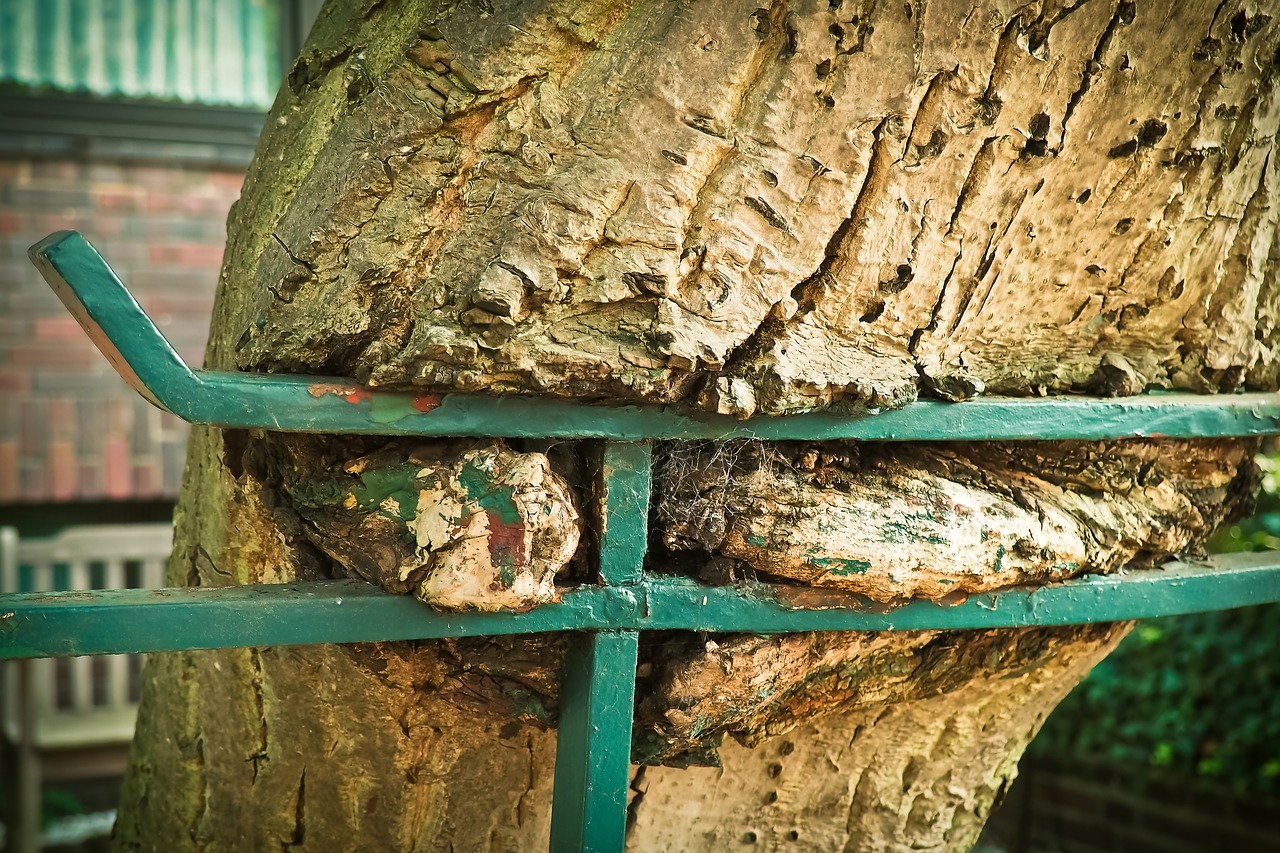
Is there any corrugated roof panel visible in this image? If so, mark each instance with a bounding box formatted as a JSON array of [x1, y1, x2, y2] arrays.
[[0, 0, 280, 109]]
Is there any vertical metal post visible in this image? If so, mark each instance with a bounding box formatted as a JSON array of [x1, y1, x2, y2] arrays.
[[549, 441, 651, 852], [598, 441, 651, 586], [549, 630, 641, 852], [13, 660, 41, 853]]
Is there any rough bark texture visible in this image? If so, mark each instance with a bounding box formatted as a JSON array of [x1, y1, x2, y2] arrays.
[[227, 0, 1280, 416], [627, 622, 1127, 851], [115, 0, 1278, 850]]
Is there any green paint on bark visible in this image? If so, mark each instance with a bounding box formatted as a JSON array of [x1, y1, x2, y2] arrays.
[[457, 456, 523, 525], [813, 556, 873, 575]]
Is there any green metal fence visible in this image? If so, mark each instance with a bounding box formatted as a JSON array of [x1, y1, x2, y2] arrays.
[[6, 230, 1280, 852]]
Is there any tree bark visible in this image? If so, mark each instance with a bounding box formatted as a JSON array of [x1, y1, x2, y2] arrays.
[[115, 0, 1279, 849], [627, 622, 1125, 852]]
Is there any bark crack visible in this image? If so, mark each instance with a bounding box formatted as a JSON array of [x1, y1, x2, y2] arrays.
[[945, 188, 1028, 338], [944, 137, 999, 237], [910, 248, 964, 356], [720, 116, 894, 376], [280, 769, 306, 851], [192, 730, 208, 853], [625, 765, 649, 838], [1058, 0, 1129, 151], [248, 648, 269, 783], [972, 17, 1022, 131]]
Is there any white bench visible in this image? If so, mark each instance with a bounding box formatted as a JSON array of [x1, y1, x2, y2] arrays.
[[0, 524, 170, 853]]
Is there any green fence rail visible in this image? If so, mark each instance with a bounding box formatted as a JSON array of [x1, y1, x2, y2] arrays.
[[7, 231, 1280, 852]]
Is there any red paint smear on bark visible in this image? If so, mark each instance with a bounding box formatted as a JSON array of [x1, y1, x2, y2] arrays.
[[413, 394, 443, 413], [308, 383, 371, 404], [485, 511, 527, 569]]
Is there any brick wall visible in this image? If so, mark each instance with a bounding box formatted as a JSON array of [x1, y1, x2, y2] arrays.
[[0, 158, 242, 504], [980, 758, 1280, 853]]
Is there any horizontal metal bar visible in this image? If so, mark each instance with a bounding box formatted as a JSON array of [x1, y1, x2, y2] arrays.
[[4, 554, 1278, 659], [28, 230, 1280, 442]]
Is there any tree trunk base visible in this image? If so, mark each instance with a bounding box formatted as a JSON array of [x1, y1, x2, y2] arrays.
[[626, 622, 1127, 852]]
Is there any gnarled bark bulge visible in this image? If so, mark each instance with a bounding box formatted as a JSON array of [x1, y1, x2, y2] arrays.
[[117, 0, 1279, 850]]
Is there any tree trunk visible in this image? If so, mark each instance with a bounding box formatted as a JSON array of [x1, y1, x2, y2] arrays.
[[115, 0, 1278, 849]]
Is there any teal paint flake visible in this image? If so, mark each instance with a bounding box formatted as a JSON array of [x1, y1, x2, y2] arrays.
[[457, 456, 522, 526], [812, 556, 872, 575], [881, 515, 950, 547], [356, 465, 422, 522]]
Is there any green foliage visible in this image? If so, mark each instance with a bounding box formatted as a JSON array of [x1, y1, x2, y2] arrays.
[[1031, 455, 1280, 796], [1213, 454, 1280, 553], [0, 787, 88, 830], [41, 788, 88, 827]]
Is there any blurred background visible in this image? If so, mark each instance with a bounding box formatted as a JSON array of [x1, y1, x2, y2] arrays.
[[0, 1, 1276, 851], [0, 2, 320, 850]]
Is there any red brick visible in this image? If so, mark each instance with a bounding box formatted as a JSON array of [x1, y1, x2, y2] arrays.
[[7, 186, 91, 211], [6, 344, 100, 368], [143, 192, 173, 214], [179, 193, 234, 216], [0, 372, 29, 392], [211, 170, 245, 191], [144, 294, 217, 315], [134, 459, 161, 497], [159, 411, 184, 436], [107, 399, 134, 434], [20, 461, 47, 502], [0, 441, 18, 502], [85, 164, 126, 184], [75, 399, 104, 451], [5, 289, 63, 313], [88, 215, 126, 237], [48, 439, 77, 501], [78, 462, 102, 500], [93, 188, 146, 213], [130, 166, 180, 187], [21, 402, 45, 451], [104, 434, 131, 499], [0, 161, 29, 182], [0, 153, 245, 503], [148, 244, 183, 264], [0, 315, 28, 335], [47, 398, 77, 437], [33, 316, 86, 340], [32, 212, 88, 236], [31, 161, 80, 181], [179, 243, 224, 267]]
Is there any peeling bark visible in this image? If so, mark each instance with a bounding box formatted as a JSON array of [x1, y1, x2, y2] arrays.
[[117, 0, 1279, 849], [266, 436, 580, 610], [654, 437, 1257, 601]]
